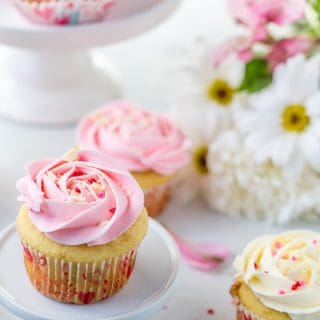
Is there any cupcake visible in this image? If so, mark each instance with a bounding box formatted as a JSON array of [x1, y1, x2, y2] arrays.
[[16, 149, 148, 304], [231, 230, 320, 320], [12, 0, 116, 25], [77, 101, 191, 217]]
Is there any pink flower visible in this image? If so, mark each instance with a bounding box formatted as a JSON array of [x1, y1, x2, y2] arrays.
[[213, 36, 253, 67], [267, 37, 313, 70], [228, 0, 306, 41]]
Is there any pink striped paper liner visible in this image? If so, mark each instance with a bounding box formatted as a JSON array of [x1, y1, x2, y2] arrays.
[[21, 241, 138, 304], [13, 0, 116, 25]]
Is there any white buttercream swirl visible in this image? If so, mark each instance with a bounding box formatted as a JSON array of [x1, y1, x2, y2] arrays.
[[235, 230, 320, 320]]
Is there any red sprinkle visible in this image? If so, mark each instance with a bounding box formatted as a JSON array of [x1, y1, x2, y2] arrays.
[[207, 308, 215, 315], [291, 281, 304, 291]]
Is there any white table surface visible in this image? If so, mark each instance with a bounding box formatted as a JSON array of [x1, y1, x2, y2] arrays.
[[1, 1, 319, 319]]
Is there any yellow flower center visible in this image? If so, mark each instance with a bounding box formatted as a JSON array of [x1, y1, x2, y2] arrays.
[[193, 145, 208, 175], [206, 79, 234, 106], [282, 104, 310, 133]]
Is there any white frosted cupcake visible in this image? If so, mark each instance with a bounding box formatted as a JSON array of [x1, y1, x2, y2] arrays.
[[231, 230, 320, 320]]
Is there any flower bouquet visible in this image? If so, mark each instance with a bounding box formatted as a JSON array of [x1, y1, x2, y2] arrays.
[[171, 0, 320, 223]]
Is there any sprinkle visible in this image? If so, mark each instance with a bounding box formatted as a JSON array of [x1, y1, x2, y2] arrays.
[[291, 281, 304, 291], [207, 308, 215, 315], [97, 191, 105, 199], [313, 240, 318, 245], [278, 290, 286, 295], [254, 262, 258, 270], [264, 271, 269, 274], [162, 305, 168, 310], [275, 241, 282, 249], [63, 147, 79, 162], [110, 207, 116, 214], [292, 256, 297, 261]]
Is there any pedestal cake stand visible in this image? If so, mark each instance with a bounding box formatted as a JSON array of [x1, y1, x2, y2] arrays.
[[0, 0, 181, 124]]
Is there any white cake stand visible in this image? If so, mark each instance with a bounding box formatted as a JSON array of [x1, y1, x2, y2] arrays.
[[0, 0, 181, 124]]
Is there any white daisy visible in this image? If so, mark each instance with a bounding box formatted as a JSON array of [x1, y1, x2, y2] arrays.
[[172, 40, 246, 119], [236, 54, 320, 178], [169, 106, 230, 202], [206, 130, 320, 223]]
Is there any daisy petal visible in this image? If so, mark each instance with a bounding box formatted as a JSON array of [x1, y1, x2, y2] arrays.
[[300, 134, 320, 173]]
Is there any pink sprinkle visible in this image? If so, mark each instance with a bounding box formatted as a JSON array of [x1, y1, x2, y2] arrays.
[[97, 191, 105, 199], [207, 308, 215, 315], [278, 290, 286, 295], [292, 256, 297, 261], [275, 241, 282, 249], [313, 240, 318, 245]]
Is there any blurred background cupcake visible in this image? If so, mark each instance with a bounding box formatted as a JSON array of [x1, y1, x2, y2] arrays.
[[231, 230, 320, 320], [12, 0, 116, 25], [16, 149, 148, 304], [77, 101, 191, 217]]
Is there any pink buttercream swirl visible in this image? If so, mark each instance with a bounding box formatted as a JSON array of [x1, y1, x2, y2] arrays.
[[16, 150, 144, 246], [77, 101, 191, 175]]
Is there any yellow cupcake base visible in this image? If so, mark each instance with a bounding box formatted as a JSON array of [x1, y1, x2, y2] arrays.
[[230, 278, 290, 320]]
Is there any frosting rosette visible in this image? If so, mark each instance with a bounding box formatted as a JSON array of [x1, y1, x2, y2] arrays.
[[235, 230, 320, 320], [16, 149, 144, 247], [77, 101, 191, 175]]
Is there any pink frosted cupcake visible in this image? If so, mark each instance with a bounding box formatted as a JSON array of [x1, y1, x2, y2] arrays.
[[12, 0, 116, 25], [16, 149, 148, 304], [77, 101, 191, 217]]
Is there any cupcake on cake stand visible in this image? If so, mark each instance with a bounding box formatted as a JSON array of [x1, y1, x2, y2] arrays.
[[0, 0, 181, 124]]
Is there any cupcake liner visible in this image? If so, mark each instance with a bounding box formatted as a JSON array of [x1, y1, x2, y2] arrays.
[[143, 182, 171, 218], [21, 241, 138, 304], [236, 303, 265, 320], [13, 0, 116, 25]]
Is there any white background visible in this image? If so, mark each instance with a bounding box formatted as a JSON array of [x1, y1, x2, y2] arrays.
[[0, 0, 318, 319]]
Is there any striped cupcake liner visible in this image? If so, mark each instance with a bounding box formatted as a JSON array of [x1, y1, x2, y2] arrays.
[[236, 303, 266, 320], [143, 182, 171, 217], [13, 0, 116, 25], [21, 241, 138, 304]]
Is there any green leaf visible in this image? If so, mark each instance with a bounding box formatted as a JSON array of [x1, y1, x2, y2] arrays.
[[310, 0, 320, 13], [237, 58, 272, 93]]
